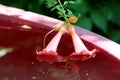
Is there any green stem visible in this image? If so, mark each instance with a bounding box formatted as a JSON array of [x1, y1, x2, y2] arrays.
[[57, 0, 68, 22]]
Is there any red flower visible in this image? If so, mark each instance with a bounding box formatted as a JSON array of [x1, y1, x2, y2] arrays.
[[36, 24, 97, 64], [36, 24, 66, 64], [68, 25, 97, 61]]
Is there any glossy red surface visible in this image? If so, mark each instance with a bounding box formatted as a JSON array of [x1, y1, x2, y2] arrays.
[[0, 4, 120, 80]]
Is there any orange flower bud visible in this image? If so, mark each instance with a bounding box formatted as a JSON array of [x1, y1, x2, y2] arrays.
[[68, 16, 78, 24]]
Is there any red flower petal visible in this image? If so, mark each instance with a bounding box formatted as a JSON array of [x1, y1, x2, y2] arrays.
[[37, 49, 58, 64], [69, 49, 97, 61]]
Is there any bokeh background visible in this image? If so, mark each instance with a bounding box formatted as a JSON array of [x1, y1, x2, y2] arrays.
[[0, 0, 120, 43]]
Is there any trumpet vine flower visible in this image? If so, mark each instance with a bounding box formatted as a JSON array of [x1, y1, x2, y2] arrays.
[[68, 25, 97, 61], [36, 0, 97, 63], [36, 24, 66, 64], [36, 23, 97, 63]]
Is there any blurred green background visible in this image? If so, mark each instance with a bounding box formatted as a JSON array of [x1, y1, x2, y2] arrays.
[[0, 0, 120, 43]]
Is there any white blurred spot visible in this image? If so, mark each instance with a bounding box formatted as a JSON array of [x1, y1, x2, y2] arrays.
[[0, 47, 13, 57], [20, 25, 32, 30]]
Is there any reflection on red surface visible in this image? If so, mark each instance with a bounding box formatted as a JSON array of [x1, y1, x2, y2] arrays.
[[0, 20, 120, 80]]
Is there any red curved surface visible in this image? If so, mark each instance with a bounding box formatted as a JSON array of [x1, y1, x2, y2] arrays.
[[0, 4, 120, 80]]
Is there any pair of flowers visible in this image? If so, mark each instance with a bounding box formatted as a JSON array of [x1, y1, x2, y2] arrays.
[[36, 22, 97, 64]]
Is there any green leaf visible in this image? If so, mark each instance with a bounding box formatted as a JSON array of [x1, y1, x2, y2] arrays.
[[57, 11, 64, 18], [63, 1, 68, 6], [91, 11, 107, 33], [46, 0, 58, 8], [76, 17, 92, 30], [55, 5, 62, 11], [68, 0, 90, 15], [108, 30, 120, 43], [63, 1, 75, 6], [67, 9, 73, 17], [109, 5, 120, 27], [51, 5, 60, 11], [38, 0, 45, 4]]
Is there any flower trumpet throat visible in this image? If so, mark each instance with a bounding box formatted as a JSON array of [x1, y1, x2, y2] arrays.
[[68, 25, 97, 61], [36, 24, 66, 64]]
